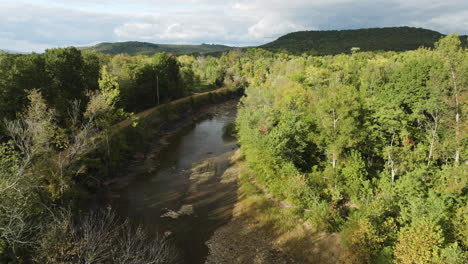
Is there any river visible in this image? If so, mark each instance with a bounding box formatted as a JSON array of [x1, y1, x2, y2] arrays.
[[109, 100, 238, 264]]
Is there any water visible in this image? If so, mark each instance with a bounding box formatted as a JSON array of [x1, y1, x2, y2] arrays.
[[110, 108, 238, 264]]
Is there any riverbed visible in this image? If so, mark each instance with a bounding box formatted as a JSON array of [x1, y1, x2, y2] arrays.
[[109, 100, 239, 264]]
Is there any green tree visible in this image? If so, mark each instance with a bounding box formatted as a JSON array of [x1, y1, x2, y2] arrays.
[[341, 216, 384, 264], [394, 218, 444, 264], [435, 34, 466, 166]]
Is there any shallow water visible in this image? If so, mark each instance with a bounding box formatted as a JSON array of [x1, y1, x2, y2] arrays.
[[110, 109, 238, 264]]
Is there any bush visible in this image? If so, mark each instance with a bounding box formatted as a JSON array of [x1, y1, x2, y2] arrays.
[[222, 121, 236, 137], [35, 209, 179, 264], [341, 215, 384, 264], [394, 218, 444, 264]]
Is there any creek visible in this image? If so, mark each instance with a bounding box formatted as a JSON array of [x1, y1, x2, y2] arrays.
[[109, 101, 238, 264]]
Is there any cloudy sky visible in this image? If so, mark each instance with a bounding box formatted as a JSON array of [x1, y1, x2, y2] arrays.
[[1, 0, 467, 52]]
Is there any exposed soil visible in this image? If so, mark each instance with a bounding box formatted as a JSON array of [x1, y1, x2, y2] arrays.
[[105, 98, 239, 189], [109, 98, 240, 263], [205, 159, 344, 264]]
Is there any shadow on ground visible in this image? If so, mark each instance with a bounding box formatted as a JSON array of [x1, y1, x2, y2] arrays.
[[205, 161, 343, 264]]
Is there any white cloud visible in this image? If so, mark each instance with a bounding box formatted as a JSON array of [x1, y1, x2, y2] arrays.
[[0, 38, 52, 53], [414, 10, 468, 33], [0, 0, 467, 52], [248, 16, 305, 40]]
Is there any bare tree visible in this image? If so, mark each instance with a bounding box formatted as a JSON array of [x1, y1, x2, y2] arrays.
[[35, 208, 178, 264]]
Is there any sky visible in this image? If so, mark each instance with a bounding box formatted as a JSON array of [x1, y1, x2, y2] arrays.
[[1, 0, 468, 52]]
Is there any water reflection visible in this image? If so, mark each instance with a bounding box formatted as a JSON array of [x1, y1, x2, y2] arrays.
[[111, 111, 238, 264]]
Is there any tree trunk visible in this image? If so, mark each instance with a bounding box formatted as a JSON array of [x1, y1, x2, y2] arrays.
[[388, 133, 397, 182], [331, 109, 339, 170], [450, 66, 460, 167], [427, 114, 438, 165]]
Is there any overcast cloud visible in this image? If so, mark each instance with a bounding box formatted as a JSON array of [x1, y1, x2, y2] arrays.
[[1, 0, 467, 52]]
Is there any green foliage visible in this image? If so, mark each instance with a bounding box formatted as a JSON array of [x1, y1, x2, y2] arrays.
[[261, 27, 468, 55], [0, 72, 153, 261], [341, 215, 384, 263], [452, 204, 468, 248], [394, 217, 445, 264], [236, 34, 467, 262], [341, 150, 369, 201], [117, 53, 188, 112], [0, 31, 466, 263], [434, 243, 467, 264], [82, 41, 237, 56], [222, 121, 236, 137]]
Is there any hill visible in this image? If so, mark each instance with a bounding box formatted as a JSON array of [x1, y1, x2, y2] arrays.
[[260, 27, 468, 55], [82, 41, 238, 56], [0, 49, 29, 54]]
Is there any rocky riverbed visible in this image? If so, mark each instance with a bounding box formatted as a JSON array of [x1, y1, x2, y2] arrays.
[[110, 99, 241, 264]]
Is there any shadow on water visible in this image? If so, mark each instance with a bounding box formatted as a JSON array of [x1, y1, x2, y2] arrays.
[[110, 109, 238, 264]]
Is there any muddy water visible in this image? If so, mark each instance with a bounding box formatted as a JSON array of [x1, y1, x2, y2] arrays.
[[110, 108, 238, 264]]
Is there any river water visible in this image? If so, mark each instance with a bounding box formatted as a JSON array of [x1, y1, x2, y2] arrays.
[[110, 104, 238, 264]]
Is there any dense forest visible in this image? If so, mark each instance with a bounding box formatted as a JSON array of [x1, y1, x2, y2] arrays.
[[82, 42, 238, 56], [0, 47, 230, 128], [76, 27, 467, 58], [237, 34, 467, 263], [0, 46, 238, 263], [0, 33, 467, 263], [261, 27, 468, 55]]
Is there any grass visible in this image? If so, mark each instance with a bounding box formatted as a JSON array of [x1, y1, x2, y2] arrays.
[[231, 154, 344, 263]]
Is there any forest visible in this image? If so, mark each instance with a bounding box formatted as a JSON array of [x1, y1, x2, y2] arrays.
[[261, 27, 468, 55], [0, 34, 466, 263], [74, 27, 467, 58], [0, 47, 236, 263], [236, 34, 467, 263], [82, 42, 237, 56]]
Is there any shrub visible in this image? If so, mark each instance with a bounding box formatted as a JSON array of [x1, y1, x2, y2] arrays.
[[35, 209, 178, 264]]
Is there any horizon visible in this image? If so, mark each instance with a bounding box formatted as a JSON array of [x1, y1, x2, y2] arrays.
[[2, 26, 465, 54], [1, 0, 468, 52]]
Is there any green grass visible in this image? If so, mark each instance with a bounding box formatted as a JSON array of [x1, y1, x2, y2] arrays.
[[234, 159, 344, 263]]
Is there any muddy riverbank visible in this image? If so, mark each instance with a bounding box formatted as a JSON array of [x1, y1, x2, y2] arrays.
[[205, 159, 344, 264], [109, 99, 240, 264]]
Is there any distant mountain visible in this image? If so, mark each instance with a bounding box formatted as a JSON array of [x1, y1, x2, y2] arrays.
[[260, 27, 468, 55], [0, 49, 29, 54], [81, 41, 238, 56]]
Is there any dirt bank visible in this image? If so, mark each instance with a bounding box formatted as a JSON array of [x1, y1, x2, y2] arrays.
[[205, 154, 343, 264], [106, 99, 239, 189]]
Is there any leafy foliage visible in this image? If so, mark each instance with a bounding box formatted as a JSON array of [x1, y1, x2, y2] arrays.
[[0, 31, 466, 263], [82, 41, 237, 56], [261, 27, 468, 55], [236, 35, 467, 262]]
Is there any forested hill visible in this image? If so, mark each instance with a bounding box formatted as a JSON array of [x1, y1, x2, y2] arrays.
[[260, 27, 468, 55], [78, 27, 467, 56], [81, 41, 238, 55]]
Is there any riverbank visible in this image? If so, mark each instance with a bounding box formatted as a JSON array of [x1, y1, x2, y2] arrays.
[[108, 98, 241, 264], [205, 152, 344, 264], [106, 98, 240, 189], [79, 87, 241, 194]]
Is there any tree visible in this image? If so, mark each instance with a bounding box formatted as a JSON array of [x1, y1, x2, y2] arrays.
[[121, 53, 185, 112], [394, 218, 444, 264], [341, 216, 384, 264], [312, 77, 363, 177], [35, 209, 178, 264], [341, 150, 369, 201], [435, 34, 466, 166], [43, 47, 90, 120], [1, 90, 57, 260]]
